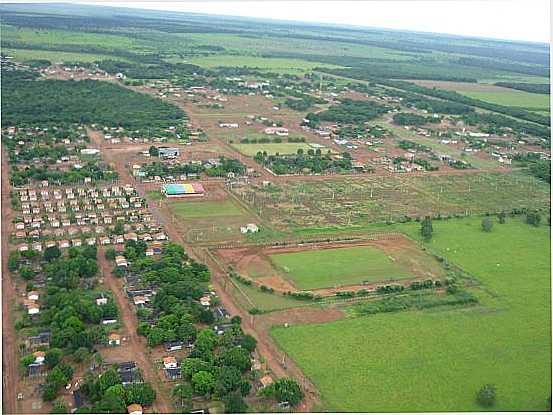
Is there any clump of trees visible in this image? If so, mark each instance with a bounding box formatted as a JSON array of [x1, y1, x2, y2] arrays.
[[78, 367, 156, 412], [176, 322, 257, 412], [259, 378, 304, 407], [304, 98, 389, 127], [254, 149, 353, 175], [393, 113, 440, 126]]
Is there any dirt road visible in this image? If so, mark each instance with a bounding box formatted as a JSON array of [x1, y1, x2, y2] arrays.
[[2, 147, 19, 414], [97, 251, 173, 413]]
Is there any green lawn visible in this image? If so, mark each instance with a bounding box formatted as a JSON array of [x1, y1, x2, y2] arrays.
[[169, 199, 245, 219], [231, 143, 316, 157], [272, 218, 551, 411], [269, 245, 412, 290], [462, 90, 550, 110]]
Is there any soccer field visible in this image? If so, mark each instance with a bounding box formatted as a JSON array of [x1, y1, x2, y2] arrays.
[[269, 245, 413, 290], [169, 199, 245, 219], [272, 218, 551, 412]]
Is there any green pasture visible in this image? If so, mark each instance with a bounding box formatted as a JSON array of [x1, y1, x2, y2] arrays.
[[171, 54, 341, 75], [272, 218, 551, 412], [269, 245, 412, 290], [461, 90, 550, 110]]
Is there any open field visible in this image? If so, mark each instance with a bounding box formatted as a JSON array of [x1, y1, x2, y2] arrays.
[[462, 90, 550, 110], [409, 80, 550, 110], [172, 54, 342, 74], [272, 218, 551, 412], [231, 142, 315, 156], [233, 172, 551, 229], [169, 198, 246, 219], [269, 245, 412, 290], [2, 47, 130, 63]]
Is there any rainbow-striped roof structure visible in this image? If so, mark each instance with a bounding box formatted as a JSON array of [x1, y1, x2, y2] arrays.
[[162, 182, 205, 196]]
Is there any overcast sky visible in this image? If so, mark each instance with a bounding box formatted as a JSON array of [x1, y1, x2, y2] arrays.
[[79, 0, 552, 43]]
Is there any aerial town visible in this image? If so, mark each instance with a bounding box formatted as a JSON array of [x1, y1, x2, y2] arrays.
[[0, 2, 551, 414]]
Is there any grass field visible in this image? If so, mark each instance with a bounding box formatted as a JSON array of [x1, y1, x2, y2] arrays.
[[231, 142, 315, 156], [462, 90, 550, 110], [269, 245, 412, 290], [2, 48, 129, 63], [409, 80, 550, 110], [272, 218, 551, 412], [169, 199, 246, 219], [229, 281, 312, 312], [170, 54, 341, 75]]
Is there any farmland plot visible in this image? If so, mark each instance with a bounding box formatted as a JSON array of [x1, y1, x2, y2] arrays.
[[232, 172, 550, 229]]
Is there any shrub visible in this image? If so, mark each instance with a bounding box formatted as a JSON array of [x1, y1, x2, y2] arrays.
[[476, 384, 496, 407]]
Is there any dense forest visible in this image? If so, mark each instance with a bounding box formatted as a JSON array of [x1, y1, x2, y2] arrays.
[[2, 75, 186, 129], [494, 82, 550, 95]]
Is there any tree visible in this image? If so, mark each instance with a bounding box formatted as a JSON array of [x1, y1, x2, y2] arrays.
[[262, 378, 304, 407], [181, 358, 212, 379], [476, 384, 496, 407], [125, 383, 156, 406], [99, 368, 121, 392], [420, 216, 433, 241], [8, 251, 20, 272], [192, 371, 216, 396], [149, 146, 159, 157], [45, 348, 63, 368], [224, 391, 248, 413], [526, 211, 541, 227], [19, 266, 35, 280], [74, 347, 91, 363], [20, 354, 35, 369], [481, 217, 493, 232], [44, 246, 62, 262], [215, 366, 242, 397], [104, 248, 117, 261], [498, 211, 507, 224], [239, 334, 257, 353], [172, 382, 193, 410], [50, 399, 68, 414], [218, 347, 251, 372]]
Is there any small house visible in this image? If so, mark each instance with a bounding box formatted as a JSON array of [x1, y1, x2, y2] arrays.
[[108, 333, 121, 346], [164, 341, 183, 352], [127, 404, 143, 415], [163, 356, 177, 369], [33, 351, 46, 365]]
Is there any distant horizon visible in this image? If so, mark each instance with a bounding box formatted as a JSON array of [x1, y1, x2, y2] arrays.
[[3, 0, 550, 43]]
